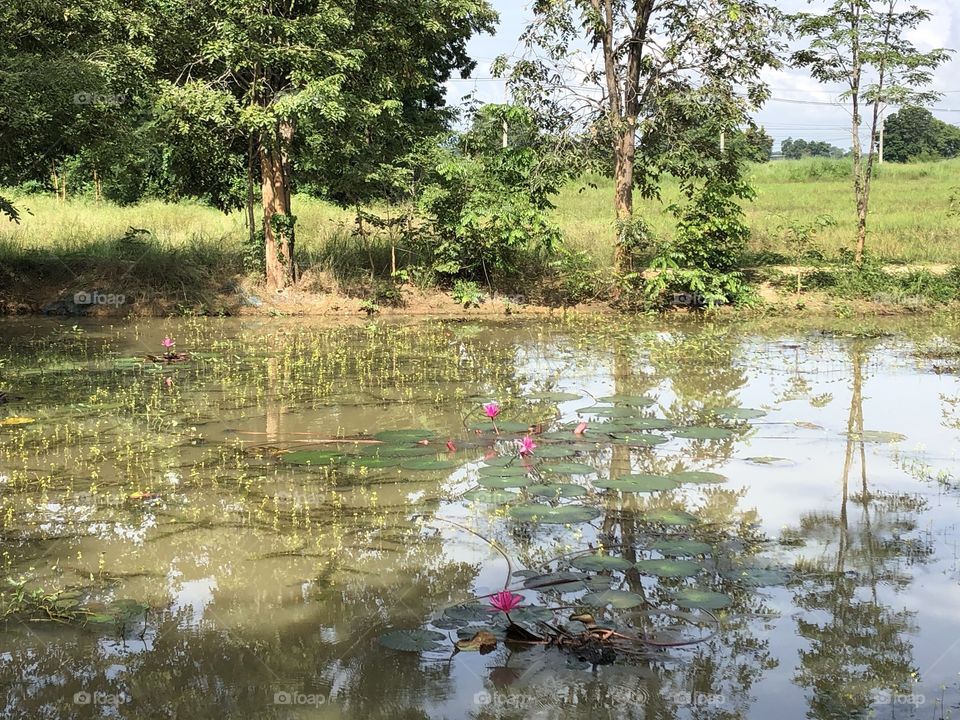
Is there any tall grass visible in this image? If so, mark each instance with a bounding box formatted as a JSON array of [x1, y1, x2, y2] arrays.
[[555, 157, 960, 265]]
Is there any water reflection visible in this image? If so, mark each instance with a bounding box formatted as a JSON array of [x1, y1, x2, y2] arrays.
[[0, 318, 957, 719]]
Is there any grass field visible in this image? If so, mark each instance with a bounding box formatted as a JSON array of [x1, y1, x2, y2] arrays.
[[1, 157, 958, 307]]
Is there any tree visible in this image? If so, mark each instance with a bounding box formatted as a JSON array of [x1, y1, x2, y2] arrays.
[[781, 137, 846, 159], [883, 106, 960, 162], [792, 0, 951, 265], [504, 0, 781, 273]]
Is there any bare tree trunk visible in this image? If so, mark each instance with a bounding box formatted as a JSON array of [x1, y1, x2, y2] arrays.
[[259, 120, 296, 290], [613, 121, 637, 272]]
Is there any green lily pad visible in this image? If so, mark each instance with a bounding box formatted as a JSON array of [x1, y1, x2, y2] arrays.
[[668, 471, 727, 484], [522, 571, 584, 590], [623, 418, 673, 430], [650, 539, 712, 557], [508, 503, 601, 524], [379, 628, 446, 652], [344, 455, 402, 470], [723, 567, 790, 587], [539, 462, 596, 475], [715, 407, 766, 420], [443, 604, 492, 622], [373, 429, 437, 443], [581, 590, 645, 609], [744, 456, 791, 465], [582, 406, 641, 418], [672, 426, 736, 440], [844, 430, 907, 443], [470, 421, 531, 433], [571, 553, 634, 572], [400, 457, 462, 471], [479, 475, 536, 489], [672, 589, 732, 610], [595, 395, 656, 407], [510, 606, 556, 623], [593, 474, 678, 493], [280, 450, 347, 466], [482, 455, 525, 467], [529, 483, 587, 499], [636, 559, 702, 577], [525, 391, 582, 402], [463, 488, 518, 504], [642, 509, 699, 526], [365, 444, 436, 458], [479, 464, 532, 477], [608, 432, 671, 447]]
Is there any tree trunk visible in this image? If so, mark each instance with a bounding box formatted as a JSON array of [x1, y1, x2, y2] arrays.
[[612, 119, 636, 273], [259, 120, 296, 290]]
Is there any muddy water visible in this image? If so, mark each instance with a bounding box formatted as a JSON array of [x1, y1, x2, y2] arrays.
[[0, 316, 958, 720]]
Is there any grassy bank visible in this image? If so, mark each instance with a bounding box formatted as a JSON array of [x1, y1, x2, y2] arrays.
[[1, 158, 959, 314]]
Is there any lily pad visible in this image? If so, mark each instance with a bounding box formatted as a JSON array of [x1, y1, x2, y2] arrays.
[[379, 628, 446, 652], [365, 444, 436, 458], [443, 604, 492, 622], [672, 589, 732, 610], [672, 426, 736, 440], [595, 395, 656, 407], [539, 462, 596, 476], [482, 456, 527, 467], [650, 539, 712, 557], [525, 391, 582, 402], [463, 488, 518, 504], [529, 483, 587, 499], [580, 590, 645, 609], [668, 471, 727, 485], [478, 475, 536, 489], [522, 571, 584, 590], [593, 474, 678, 493], [479, 464, 532, 477], [571, 553, 633, 572], [744, 456, 791, 465], [470, 421, 531, 433], [623, 418, 673, 430], [400, 457, 461, 471], [715, 407, 766, 420], [723, 567, 790, 587], [508, 503, 601, 524], [608, 433, 670, 447], [280, 450, 347, 466], [581, 406, 641, 418], [533, 445, 578, 458], [844, 430, 907, 443], [641, 509, 699, 526], [373, 429, 437, 443], [636, 559, 702, 578]]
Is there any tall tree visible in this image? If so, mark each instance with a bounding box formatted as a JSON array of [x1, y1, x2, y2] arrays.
[[504, 0, 780, 272], [883, 106, 960, 162], [792, 0, 951, 265]]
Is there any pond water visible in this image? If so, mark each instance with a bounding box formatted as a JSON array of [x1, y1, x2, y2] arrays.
[[1, 316, 959, 720]]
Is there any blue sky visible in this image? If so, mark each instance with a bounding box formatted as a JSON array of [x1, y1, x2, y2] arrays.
[[443, 0, 960, 152]]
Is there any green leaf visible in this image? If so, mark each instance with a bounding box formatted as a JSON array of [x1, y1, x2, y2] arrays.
[[672, 589, 731, 610], [379, 629, 446, 652], [593, 474, 678, 493], [508, 503, 600, 524], [581, 589, 645, 609], [636, 559, 702, 577], [668, 471, 727, 484]]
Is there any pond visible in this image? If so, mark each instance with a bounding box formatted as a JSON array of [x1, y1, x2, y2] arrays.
[[0, 315, 959, 719]]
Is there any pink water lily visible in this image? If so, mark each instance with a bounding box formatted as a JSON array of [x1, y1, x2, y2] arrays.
[[488, 590, 523, 616], [574, 421, 588, 436], [518, 436, 537, 456], [161, 336, 175, 350], [483, 402, 501, 419]]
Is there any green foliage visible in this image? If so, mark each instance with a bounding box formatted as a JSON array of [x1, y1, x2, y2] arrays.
[[669, 180, 752, 274], [450, 279, 485, 308], [778, 214, 837, 294], [950, 187, 960, 218], [781, 137, 846, 159], [797, 255, 960, 305], [884, 107, 960, 163], [547, 246, 606, 304], [415, 105, 568, 281]]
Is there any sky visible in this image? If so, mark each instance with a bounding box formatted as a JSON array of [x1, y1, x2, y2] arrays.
[[443, 0, 960, 152]]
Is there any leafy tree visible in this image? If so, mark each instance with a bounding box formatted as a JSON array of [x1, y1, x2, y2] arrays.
[[414, 104, 570, 282], [781, 137, 846, 159], [503, 0, 781, 273], [792, 0, 952, 265], [883, 106, 960, 162]]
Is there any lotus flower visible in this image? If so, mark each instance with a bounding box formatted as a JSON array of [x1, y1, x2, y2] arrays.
[[574, 421, 588, 436], [446, 440, 457, 453], [518, 436, 537, 456], [483, 402, 501, 419], [161, 336, 175, 350], [488, 590, 523, 619]]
